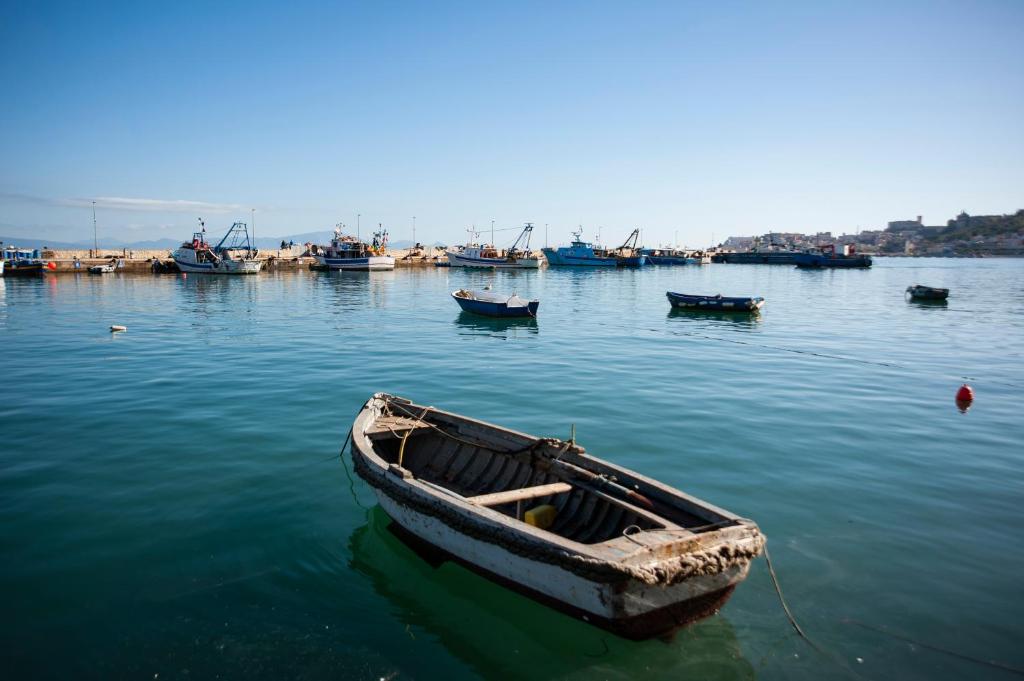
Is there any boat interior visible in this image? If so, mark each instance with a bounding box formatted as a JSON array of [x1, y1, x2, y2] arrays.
[[364, 410, 717, 545]]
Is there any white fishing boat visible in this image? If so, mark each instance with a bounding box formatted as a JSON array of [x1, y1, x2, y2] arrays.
[[313, 224, 394, 271], [350, 393, 765, 640], [446, 224, 541, 269], [173, 220, 262, 275]]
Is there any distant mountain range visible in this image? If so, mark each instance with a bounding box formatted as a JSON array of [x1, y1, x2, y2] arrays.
[[1, 232, 449, 251]]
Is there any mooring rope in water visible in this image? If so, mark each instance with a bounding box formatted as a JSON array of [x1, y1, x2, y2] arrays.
[[763, 545, 822, 654], [842, 618, 1024, 677]]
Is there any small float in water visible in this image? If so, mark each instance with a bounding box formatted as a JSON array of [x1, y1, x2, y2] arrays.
[[451, 287, 539, 318], [349, 393, 765, 639], [666, 291, 765, 312], [906, 284, 949, 301]]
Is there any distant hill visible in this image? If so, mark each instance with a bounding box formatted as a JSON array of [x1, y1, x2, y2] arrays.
[[1, 232, 449, 251], [883, 209, 1024, 256]]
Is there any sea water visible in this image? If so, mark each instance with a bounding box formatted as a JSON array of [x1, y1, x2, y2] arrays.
[[1, 258, 1022, 680]]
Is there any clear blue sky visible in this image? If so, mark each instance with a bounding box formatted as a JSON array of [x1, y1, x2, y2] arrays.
[[1, 0, 1022, 248]]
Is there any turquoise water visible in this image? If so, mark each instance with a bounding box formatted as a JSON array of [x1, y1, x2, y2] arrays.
[[1, 259, 1022, 680]]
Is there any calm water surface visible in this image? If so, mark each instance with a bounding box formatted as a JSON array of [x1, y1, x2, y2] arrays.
[[1, 259, 1022, 680]]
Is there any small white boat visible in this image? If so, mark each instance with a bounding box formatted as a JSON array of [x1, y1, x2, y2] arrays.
[[313, 225, 395, 271], [446, 224, 541, 269], [173, 220, 263, 275], [88, 258, 122, 274], [350, 393, 765, 640]]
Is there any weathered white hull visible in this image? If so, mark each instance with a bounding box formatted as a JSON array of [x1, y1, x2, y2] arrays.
[[173, 251, 263, 275], [314, 255, 395, 271], [446, 252, 541, 269], [350, 393, 764, 639], [374, 490, 749, 629]]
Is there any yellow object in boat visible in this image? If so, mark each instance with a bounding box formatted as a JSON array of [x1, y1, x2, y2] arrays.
[[524, 504, 556, 530]]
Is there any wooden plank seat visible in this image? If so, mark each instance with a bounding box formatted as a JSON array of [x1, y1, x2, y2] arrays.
[[364, 416, 434, 440], [468, 482, 573, 507]]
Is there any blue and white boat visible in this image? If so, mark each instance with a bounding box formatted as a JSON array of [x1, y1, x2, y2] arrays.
[[173, 220, 263, 274], [452, 288, 539, 318], [666, 291, 765, 312], [447, 224, 541, 269], [1, 245, 45, 277], [794, 245, 871, 269], [314, 225, 395, 271], [542, 228, 618, 267]]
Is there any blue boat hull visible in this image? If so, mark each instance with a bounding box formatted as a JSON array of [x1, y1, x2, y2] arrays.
[[453, 296, 539, 318], [646, 255, 688, 265], [542, 248, 617, 267], [617, 255, 647, 267], [666, 292, 764, 312], [794, 253, 872, 268]]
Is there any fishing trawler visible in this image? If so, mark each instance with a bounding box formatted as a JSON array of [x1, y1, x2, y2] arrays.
[[446, 224, 540, 269], [313, 224, 395, 271], [173, 220, 263, 274], [544, 228, 647, 267], [541, 228, 618, 266]]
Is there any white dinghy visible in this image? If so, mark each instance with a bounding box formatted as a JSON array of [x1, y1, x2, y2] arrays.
[[349, 393, 765, 639]]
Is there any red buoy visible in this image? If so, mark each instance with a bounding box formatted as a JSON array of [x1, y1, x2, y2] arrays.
[[47, 261, 57, 270], [956, 384, 974, 402]]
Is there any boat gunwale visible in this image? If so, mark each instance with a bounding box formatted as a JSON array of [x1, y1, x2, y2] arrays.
[[350, 393, 765, 585]]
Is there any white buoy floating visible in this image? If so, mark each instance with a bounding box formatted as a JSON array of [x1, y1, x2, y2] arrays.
[[110, 325, 127, 332]]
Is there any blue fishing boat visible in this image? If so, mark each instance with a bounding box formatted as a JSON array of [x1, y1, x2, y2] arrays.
[[313, 224, 395, 271], [666, 291, 765, 312], [542, 228, 618, 267], [452, 288, 539, 318], [1, 245, 45, 277], [794, 245, 871, 269]]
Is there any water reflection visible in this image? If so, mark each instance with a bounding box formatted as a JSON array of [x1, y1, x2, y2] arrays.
[[907, 298, 949, 309], [667, 308, 762, 328], [310, 269, 396, 310], [348, 506, 754, 681], [453, 311, 539, 338]]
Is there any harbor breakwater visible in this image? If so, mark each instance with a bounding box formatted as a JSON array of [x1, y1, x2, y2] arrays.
[[37, 248, 448, 272]]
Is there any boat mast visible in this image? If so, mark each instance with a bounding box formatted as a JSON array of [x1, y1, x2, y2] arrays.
[[251, 208, 255, 255]]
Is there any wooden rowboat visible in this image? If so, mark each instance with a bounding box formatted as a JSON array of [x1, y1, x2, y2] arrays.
[[666, 291, 765, 312], [906, 284, 949, 300], [452, 289, 539, 318], [349, 393, 765, 639]]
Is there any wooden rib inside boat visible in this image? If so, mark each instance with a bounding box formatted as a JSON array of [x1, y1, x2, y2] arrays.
[[350, 393, 766, 639]]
